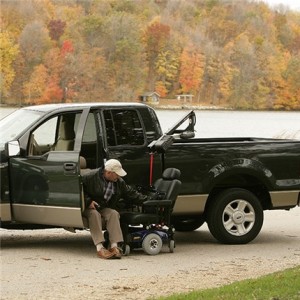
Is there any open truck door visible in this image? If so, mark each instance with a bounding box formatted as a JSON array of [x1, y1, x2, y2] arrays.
[[8, 109, 91, 229]]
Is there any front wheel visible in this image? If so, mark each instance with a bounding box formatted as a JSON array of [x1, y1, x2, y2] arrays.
[[142, 233, 163, 255], [207, 188, 264, 244], [123, 244, 130, 256]]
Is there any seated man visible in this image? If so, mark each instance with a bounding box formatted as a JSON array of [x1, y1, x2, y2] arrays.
[[82, 159, 148, 259]]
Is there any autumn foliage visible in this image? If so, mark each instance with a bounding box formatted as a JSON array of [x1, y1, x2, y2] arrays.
[[1, 0, 299, 110]]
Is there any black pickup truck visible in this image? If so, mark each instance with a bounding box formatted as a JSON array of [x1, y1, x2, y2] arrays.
[[1, 103, 299, 244]]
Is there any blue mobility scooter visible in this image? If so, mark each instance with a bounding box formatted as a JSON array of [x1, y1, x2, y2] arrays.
[[120, 167, 181, 255]]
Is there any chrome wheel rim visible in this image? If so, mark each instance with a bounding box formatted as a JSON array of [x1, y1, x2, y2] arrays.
[[222, 199, 255, 236]]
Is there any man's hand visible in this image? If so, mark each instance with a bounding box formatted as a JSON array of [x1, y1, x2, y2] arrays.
[[89, 201, 100, 210]]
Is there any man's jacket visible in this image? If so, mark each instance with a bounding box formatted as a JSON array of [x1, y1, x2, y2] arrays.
[[82, 167, 148, 210]]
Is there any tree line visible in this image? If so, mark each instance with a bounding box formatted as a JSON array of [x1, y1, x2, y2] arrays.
[[1, 0, 299, 110]]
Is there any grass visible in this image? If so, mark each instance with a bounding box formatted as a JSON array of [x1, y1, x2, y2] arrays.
[[156, 266, 300, 300]]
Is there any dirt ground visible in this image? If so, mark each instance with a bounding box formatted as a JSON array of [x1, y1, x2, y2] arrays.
[[1, 208, 300, 300]]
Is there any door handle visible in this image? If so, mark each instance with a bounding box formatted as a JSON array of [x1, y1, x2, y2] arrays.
[[64, 162, 76, 171]]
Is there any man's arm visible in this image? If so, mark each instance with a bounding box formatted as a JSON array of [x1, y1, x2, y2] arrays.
[[119, 180, 149, 205]]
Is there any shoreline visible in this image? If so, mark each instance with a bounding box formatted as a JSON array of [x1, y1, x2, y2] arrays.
[[1, 102, 300, 112]]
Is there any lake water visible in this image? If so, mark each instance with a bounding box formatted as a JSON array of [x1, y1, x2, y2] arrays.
[[156, 109, 300, 139], [1, 107, 299, 139]]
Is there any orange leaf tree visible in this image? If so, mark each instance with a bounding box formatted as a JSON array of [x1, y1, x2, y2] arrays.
[[178, 47, 204, 98]]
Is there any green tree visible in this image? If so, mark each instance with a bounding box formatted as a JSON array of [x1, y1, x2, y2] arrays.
[[79, 15, 104, 47]]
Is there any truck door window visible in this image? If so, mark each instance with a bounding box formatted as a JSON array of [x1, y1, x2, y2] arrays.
[[81, 113, 97, 143], [103, 110, 145, 147], [28, 112, 80, 156]]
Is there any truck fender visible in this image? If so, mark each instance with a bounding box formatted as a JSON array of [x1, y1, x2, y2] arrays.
[[203, 158, 275, 192]]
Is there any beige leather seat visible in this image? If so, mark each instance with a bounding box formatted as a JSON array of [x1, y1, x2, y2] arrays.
[[79, 156, 91, 175], [53, 119, 75, 151]]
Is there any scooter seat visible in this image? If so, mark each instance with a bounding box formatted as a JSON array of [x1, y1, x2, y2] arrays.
[[120, 212, 159, 225]]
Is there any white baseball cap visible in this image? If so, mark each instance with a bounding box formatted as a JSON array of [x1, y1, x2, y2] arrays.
[[104, 159, 127, 177]]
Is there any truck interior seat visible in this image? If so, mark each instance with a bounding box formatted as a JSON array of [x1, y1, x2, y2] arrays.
[[79, 156, 92, 175], [53, 118, 75, 151]]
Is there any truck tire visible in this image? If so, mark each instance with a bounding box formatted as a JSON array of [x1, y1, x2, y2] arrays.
[[173, 216, 205, 232], [207, 188, 263, 244]]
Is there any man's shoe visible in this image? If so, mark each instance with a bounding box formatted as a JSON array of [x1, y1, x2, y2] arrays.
[[97, 248, 115, 259], [109, 247, 122, 259]]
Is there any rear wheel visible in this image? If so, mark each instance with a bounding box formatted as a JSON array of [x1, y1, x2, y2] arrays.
[[169, 239, 175, 253], [207, 188, 264, 244]]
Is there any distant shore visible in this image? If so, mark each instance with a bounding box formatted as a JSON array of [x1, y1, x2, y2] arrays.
[[148, 103, 229, 110], [1, 101, 299, 112], [0, 101, 227, 111]]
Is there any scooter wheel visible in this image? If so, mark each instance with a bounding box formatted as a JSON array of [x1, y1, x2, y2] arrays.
[[123, 244, 130, 256], [169, 239, 175, 253], [142, 233, 162, 255]]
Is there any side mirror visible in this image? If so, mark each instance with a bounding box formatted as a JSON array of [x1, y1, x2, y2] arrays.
[[6, 140, 20, 157]]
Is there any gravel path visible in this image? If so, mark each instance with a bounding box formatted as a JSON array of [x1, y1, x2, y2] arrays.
[[1, 208, 300, 299]]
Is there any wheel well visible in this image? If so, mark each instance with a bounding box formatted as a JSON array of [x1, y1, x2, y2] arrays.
[[205, 174, 271, 213]]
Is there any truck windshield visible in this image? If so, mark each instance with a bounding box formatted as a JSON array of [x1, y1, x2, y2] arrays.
[[0, 109, 43, 147]]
